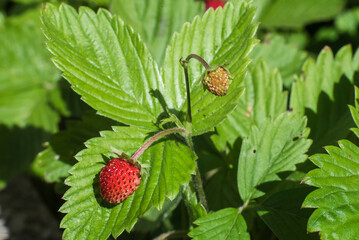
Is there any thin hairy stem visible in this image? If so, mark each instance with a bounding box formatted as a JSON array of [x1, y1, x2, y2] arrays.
[[132, 128, 188, 160], [180, 54, 210, 213]]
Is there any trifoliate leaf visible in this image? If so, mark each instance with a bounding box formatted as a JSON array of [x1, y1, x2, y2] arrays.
[[238, 112, 312, 202], [188, 208, 250, 240], [161, 1, 258, 136], [302, 86, 359, 240], [41, 2, 257, 136], [110, 0, 204, 66], [211, 59, 287, 152], [290, 46, 358, 153], [60, 126, 196, 239], [41, 4, 164, 129]]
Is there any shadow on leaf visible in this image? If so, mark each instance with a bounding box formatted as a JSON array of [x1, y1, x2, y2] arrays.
[[0, 124, 51, 183], [305, 74, 357, 154]]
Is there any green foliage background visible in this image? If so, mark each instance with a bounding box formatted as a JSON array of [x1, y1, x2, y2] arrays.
[[1, 0, 359, 239]]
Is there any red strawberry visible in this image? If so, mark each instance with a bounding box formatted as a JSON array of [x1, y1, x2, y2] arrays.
[[202, 66, 231, 96], [99, 158, 141, 204], [205, 0, 226, 10]]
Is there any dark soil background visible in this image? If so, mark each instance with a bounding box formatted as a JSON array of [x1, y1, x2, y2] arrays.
[[0, 176, 62, 240]]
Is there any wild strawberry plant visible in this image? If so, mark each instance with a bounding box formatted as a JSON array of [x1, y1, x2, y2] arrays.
[[1, 0, 359, 239], [40, 1, 258, 238]]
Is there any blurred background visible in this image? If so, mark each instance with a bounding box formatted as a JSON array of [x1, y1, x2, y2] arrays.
[[0, 0, 358, 239]]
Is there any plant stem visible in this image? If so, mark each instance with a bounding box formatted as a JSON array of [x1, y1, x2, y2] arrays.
[[238, 199, 250, 213], [132, 127, 187, 160], [179, 54, 212, 130], [179, 59, 192, 128], [185, 54, 211, 70], [153, 230, 189, 240], [194, 167, 208, 212], [180, 54, 210, 213]]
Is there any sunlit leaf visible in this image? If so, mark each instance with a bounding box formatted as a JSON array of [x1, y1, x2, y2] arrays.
[[290, 46, 358, 153], [161, 1, 258, 135], [302, 86, 359, 240], [60, 126, 196, 239], [238, 112, 311, 202], [110, 0, 204, 65], [189, 208, 250, 240], [211, 59, 287, 152]]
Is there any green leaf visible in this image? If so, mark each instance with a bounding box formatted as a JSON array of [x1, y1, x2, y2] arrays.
[[32, 112, 116, 183], [335, 7, 359, 36], [257, 187, 318, 240], [195, 135, 242, 210], [60, 126, 196, 239], [302, 87, 359, 239], [188, 208, 250, 240], [211, 59, 287, 152], [183, 183, 207, 222], [290, 46, 358, 153], [133, 196, 182, 233], [41, 4, 164, 129], [303, 140, 359, 239], [250, 33, 307, 87], [12, 0, 43, 4], [32, 144, 72, 183], [291, 46, 357, 113], [255, 0, 345, 29], [110, 0, 204, 66], [41, 2, 257, 136], [0, 8, 60, 132], [51, 79, 90, 118], [0, 125, 50, 183], [238, 112, 312, 202], [161, 1, 258, 136], [0, 7, 62, 184], [205, 165, 242, 211], [349, 86, 359, 133]]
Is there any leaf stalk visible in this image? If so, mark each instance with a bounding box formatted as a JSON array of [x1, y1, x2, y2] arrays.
[[132, 127, 188, 160]]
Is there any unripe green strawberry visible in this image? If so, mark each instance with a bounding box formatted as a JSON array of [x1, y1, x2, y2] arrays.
[[99, 158, 141, 204], [202, 66, 231, 96]]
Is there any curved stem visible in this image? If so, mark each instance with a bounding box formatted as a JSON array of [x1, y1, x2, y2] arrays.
[[132, 127, 187, 160], [185, 54, 211, 70]]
